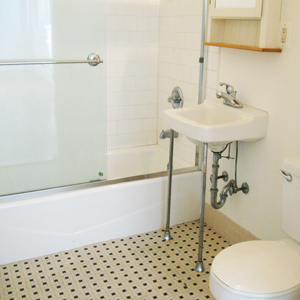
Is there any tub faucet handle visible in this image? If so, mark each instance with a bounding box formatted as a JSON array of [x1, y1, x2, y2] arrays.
[[168, 87, 184, 109]]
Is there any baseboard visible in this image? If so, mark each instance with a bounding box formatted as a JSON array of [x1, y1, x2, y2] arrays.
[[204, 203, 259, 244]]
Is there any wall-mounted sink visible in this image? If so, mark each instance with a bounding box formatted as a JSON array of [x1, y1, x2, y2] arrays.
[[164, 98, 268, 151]]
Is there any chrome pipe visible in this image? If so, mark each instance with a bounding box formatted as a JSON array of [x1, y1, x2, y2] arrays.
[[195, 0, 208, 172], [163, 129, 175, 241], [211, 152, 227, 209], [159, 129, 178, 139], [0, 53, 103, 67], [195, 142, 208, 272], [198, 0, 208, 104]]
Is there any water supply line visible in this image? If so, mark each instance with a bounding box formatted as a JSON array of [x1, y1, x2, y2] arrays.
[[211, 142, 249, 210], [160, 130, 178, 139], [231, 141, 250, 195]]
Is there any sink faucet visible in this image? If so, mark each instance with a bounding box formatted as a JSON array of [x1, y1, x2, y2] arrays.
[[216, 82, 243, 108]]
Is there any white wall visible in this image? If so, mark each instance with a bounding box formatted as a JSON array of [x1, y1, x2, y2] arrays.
[[205, 0, 300, 240]]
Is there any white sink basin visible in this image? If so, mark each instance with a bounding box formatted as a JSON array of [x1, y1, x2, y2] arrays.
[[164, 98, 268, 151]]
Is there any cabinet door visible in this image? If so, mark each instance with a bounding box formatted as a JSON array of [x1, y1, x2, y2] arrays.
[[210, 0, 263, 19]]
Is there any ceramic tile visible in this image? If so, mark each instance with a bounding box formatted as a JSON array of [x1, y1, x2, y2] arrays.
[[0, 221, 229, 300]]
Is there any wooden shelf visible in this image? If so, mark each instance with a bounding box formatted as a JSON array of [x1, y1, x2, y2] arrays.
[[204, 42, 282, 53]]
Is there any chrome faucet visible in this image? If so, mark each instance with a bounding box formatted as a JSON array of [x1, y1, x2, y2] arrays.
[[216, 82, 243, 108]]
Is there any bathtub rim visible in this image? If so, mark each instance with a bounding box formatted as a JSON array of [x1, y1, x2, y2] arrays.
[[0, 165, 200, 204]]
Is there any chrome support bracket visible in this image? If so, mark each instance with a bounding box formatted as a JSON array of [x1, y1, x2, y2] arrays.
[[87, 53, 102, 66]]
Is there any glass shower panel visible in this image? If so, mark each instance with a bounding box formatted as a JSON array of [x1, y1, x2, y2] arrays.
[[0, 0, 106, 196]]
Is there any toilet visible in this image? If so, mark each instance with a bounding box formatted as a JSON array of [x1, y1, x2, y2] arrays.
[[209, 156, 300, 300]]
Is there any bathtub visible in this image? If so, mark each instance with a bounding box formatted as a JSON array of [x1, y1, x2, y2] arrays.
[[0, 145, 201, 265], [107, 145, 191, 180]]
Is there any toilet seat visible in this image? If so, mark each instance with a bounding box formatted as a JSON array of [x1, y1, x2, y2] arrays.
[[210, 240, 300, 300], [210, 271, 300, 300]]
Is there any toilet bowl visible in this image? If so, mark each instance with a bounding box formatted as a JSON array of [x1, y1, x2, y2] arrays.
[[209, 156, 300, 300], [210, 240, 300, 300]]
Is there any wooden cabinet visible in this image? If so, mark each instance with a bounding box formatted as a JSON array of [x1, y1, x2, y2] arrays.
[[205, 0, 282, 52], [210, 0, 263, 18]]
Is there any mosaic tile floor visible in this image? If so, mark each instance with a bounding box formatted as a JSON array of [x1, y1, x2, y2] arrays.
[[0, 221, 229, 300]]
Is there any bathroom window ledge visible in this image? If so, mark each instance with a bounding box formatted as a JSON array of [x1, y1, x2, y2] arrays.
[[204, 42, 282, 53]]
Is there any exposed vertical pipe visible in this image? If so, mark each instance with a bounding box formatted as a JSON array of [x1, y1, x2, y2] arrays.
[[196, 0, 208, 168], [198, 0, 208, 105], [163, 129, 175, 241], [235, 141, 239, 185], [195, 142, 208, 272], [210, 152, 223, 209], [194, 1, 209, 272]]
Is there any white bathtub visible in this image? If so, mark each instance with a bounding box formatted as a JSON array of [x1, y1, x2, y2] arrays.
[[0, 146, 201, 265], [107, 145, 191, 180]]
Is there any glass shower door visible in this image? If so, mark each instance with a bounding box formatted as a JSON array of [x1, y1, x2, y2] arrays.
[[0, 0, 106, 196]]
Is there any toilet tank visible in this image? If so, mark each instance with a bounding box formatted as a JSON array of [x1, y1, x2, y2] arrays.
[[281, 156, 300, 243]]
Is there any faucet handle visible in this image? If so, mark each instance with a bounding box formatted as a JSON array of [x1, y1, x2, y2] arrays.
[[219, 82, 236, 96], [168, 86, 184, 109]]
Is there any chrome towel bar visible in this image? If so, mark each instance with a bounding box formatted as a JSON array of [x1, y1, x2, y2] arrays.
[[0, 53, 103, 67]]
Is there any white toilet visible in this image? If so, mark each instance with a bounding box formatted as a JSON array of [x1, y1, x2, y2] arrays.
[[209, 156, 300, 300]]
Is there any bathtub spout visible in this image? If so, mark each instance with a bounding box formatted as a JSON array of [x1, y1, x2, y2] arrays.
[[160, 129, 178, 139]]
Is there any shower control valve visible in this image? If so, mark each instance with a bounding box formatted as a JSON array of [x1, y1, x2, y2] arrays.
[[168, 87, 184, 109]]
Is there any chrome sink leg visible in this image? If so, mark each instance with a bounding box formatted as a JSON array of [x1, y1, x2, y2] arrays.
[[163, 129, 175, 241], [195, 142, 208, 272]]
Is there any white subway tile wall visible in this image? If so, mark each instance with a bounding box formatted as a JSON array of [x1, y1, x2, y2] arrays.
[[158, 0, 203, 165], [106, 0, 220, 165], [106, 0, 160, 150]]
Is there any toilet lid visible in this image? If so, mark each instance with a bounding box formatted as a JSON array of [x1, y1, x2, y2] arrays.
[[212, 240, 300, 294]]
